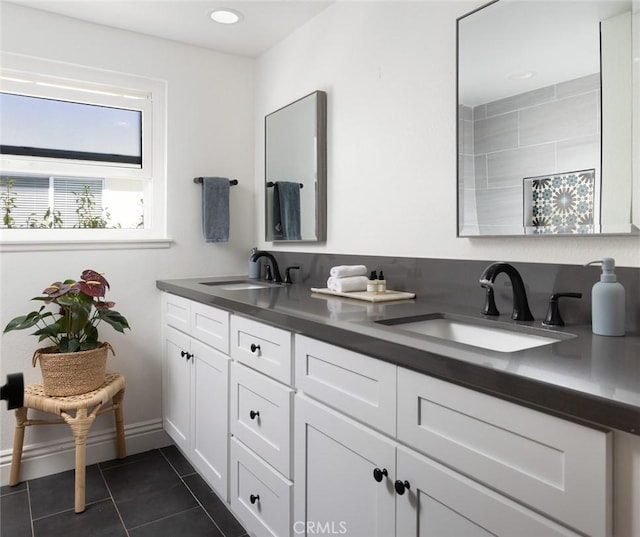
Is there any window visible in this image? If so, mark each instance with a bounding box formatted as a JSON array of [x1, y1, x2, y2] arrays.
[[0, 93, 142, 166], [0, 53, 166, 246]]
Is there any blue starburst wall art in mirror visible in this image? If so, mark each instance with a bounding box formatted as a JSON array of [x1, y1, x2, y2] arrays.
[[523, 169, 595, 234]]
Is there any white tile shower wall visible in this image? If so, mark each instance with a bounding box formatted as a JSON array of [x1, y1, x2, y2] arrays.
[[471, 73, 601, 232]]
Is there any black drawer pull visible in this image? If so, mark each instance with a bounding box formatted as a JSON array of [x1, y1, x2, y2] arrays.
[[250, 410, 260, 420], [250, 343, 261, 353], [180, 350, 192, 360], [250, 494, 260, 505], [395, 480, 410, 495], [373, 467, 388, 482]]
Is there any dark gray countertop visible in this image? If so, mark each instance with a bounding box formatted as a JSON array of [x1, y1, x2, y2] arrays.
[[157, 276, 640, 435]]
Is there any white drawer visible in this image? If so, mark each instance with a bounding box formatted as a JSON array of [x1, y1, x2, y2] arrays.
[[162, 293, 229, 353], [295, 335, 397, 436], [163, 293, 191, 333], [230, 315, 292, 384], [230, 437, 292, 537], [397, 367, 611, 537], [230, 362, 293, 478], [191, 301, 229, 353]]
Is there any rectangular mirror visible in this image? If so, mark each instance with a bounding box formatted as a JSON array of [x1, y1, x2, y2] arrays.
[[265, 90, 327, 242], [457, 0, 639, 236]]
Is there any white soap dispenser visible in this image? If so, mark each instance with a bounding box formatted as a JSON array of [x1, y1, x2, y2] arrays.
[[586, 258, 625, 336]]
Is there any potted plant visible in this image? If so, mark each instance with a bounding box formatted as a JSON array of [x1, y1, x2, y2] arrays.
[[3, 269, 130, 396]]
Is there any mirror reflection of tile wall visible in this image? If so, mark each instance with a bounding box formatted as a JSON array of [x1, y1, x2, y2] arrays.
[[463, 73, 601, 234]]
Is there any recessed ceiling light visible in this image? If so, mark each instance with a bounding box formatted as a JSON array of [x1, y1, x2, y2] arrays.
[[209, 8, 243, 24], [508, 71, 536, 81]]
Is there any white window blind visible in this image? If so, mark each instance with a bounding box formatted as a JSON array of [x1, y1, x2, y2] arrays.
[[1, 175, 103, 228]]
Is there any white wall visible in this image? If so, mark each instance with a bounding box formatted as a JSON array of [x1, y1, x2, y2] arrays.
[[0, 3, 255, 481], [254, 1, 640, 267]]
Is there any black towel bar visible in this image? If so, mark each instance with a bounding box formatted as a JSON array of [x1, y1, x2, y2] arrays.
[[193, 177, 238, 185], [266, 181, 303, 189]]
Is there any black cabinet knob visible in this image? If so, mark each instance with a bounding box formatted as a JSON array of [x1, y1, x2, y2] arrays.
[[250, 494, 260, 505], [180, 350, 192, 360], [373, 467, 388, 482], [250, 410, 260, 420], [250, 343, 261, 353], [394, 480, 410, 495]]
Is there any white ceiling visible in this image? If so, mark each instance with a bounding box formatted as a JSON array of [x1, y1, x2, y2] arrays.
[[6, 0, 333, 57]]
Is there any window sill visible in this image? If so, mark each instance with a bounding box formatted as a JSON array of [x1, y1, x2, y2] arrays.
[[0, 237, 173, 252]]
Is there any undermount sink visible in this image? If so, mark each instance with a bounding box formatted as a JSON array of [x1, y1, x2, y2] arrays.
[[377, 314, 573, 353], [200, 280, 279, 291]]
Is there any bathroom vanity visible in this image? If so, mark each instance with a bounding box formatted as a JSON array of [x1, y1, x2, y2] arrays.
[[157, 273, 639, 537]]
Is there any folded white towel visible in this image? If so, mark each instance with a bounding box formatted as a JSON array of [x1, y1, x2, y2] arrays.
[[330, 265, 368, 279], [327, 276, 368, 293]]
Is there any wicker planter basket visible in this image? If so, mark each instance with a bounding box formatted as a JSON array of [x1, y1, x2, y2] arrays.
[[32, 342, 114, 396]]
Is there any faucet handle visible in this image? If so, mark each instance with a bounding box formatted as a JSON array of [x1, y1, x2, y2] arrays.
[[264, 265, 273, 281], [481, 284, 499, 316], [542, 293, 582, 327], [284, 265, 300, 284]]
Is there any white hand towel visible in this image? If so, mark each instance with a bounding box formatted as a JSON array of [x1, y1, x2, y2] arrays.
[[330, 265, 368, 279], [328, 276, 368, 293]]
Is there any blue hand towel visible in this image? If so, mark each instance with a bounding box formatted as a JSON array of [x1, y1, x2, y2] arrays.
[[202, 177, 230, 242], [273, 181, 301, 240]]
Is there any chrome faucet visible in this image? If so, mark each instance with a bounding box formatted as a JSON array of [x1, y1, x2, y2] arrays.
[[249, 250, 283, 283], [479, 262, 534, 321]]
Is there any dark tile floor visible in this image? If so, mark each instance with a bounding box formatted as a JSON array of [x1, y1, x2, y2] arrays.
[[0, 445, 248, 537]]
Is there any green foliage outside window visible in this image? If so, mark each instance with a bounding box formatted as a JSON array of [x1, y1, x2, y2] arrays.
[[0, 178, 133, 229], [26, 208, 64, 229], [1, 178, 17, 228], [74, 185, 110, 229]]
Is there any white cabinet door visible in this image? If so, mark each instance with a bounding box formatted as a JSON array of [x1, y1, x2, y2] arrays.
[[162, 293, 231, 500], [191, 339, 230, 501], [396, 446, 580, 537], [163, 325, 192, 452], [294, 395, 395, 537]]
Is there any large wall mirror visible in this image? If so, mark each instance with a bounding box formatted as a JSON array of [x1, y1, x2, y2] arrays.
[[265, 90, 327, 242], [457, 0, 639, 236]]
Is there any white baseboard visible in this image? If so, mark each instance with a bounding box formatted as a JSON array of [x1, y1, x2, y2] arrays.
[[0, 419, 173, 487]]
